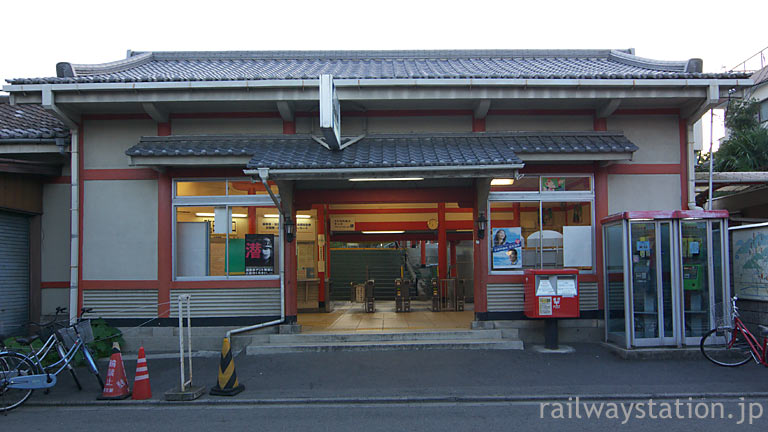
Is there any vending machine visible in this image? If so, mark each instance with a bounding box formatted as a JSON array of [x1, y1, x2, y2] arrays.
[[524, 269, 580, 318]]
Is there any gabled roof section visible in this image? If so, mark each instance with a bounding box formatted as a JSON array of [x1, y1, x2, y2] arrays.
[[9, 49, 748, 85], [126, 131, 637, 172], [0, 96, 69, 140]]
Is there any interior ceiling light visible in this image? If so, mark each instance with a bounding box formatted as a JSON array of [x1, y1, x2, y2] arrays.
[[491, 178, 515, 186], [195, 212, 248, 218], [349, 178, 424, 182], [263, 214, 312, 219], [362, 230, 405, 234]]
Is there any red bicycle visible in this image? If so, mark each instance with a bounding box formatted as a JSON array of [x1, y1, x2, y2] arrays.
[[700, 297, 768, 367]]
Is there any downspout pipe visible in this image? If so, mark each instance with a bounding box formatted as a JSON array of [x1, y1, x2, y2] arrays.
[[68, 128, 79, 324], [226, 168, 285, 339]]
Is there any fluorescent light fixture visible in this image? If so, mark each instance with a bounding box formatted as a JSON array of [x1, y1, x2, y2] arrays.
[[362, 230, 405, 234], [349, 178, 424, 182], [491, 178, 515, 186], [195, 212, 247, 218], [263, 214, 311, 219]]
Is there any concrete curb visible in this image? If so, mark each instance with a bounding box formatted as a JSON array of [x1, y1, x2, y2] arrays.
[[24, 392, 768, 407]]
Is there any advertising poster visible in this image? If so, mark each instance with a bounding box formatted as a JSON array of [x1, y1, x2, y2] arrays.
[[492, 227, 523, 269], [541, 177, 565, 191], [245, 234, 275, 275]]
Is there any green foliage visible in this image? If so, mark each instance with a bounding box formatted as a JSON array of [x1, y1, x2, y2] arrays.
[[0, 319, 123, 370], [713, 99, 768, 172], [88, 319, 125, 359]]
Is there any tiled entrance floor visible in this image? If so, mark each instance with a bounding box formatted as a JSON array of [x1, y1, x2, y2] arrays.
[[298, 300, 474, 333]]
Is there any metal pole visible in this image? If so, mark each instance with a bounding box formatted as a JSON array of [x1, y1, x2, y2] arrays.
[[708, 109, 714, 210], [186, 295, 192, 387], [178, 295, 185, 391]]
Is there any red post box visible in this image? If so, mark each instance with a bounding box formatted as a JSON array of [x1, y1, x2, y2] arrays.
[[524, 269, 579, 318]]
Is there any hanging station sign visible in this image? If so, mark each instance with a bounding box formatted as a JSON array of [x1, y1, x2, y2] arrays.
[[319, 74, 341, 150]]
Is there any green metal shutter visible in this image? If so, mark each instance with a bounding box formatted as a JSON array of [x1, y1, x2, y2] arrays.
[[0, 211, 30, 337]]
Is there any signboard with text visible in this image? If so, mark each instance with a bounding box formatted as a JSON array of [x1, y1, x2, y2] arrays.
[[245, 234, 274, 275]]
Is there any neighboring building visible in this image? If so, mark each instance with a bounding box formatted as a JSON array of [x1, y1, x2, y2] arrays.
[[0, 96, 69, 336], [2, 49, 754, 348]]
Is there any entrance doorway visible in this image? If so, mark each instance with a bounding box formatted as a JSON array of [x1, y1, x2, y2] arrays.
[[295, 200, 476, 332]]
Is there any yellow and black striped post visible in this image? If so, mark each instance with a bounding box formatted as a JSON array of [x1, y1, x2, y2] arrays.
[[209, 337, 245, 396]]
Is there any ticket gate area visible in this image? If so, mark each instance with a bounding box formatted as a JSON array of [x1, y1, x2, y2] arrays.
[[351, 278, 466, 313]]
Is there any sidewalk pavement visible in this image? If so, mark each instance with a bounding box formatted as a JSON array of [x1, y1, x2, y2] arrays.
[[26, 343, 768, 406]]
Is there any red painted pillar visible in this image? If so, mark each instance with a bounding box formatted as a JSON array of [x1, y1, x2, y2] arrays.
[[593, 117, 607, 131], [473, 180, 489, 317], [157, 122, 172, 317], [315, 204, 326, 305], [450, 241, 458, 278], [679, 118, 689, 209], [285, 209, 298, 321], [283, 121, 296, 135], [420, 241, 426, 266], [472, 117, 486, 132], [438, 203, 447, 280], [594, 112, 610, 311]]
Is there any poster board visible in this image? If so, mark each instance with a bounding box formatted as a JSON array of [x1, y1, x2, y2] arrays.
[[245, 234, 275, 275], [491, 227, 523, 269], [731, 226, 768, 301], [563, 226, 592, 267]]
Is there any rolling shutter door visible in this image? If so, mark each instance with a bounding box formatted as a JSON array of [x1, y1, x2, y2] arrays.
[[0, 211, 29, 337]]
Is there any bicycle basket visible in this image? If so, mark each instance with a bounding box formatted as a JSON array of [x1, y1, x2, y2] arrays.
[[74, 320, 94, 344], [56, 327, 78, 350]]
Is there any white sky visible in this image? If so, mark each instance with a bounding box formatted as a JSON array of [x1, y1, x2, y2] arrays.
[[3, 0, 766, 146]]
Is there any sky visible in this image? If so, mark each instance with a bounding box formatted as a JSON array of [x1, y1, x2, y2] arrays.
[[2, 0, 766, 146]]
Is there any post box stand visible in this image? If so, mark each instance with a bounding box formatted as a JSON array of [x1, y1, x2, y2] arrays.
[[524, 269, 580, 350]]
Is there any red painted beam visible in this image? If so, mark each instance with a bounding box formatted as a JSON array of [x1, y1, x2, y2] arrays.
[[606, 164, 681, 175], [82, 169, 159, 181], [295, 188, 474, 206]]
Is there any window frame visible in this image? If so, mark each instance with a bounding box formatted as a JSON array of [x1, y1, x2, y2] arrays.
[[172, 178, 281, 281], [488, 174, 595, 275]]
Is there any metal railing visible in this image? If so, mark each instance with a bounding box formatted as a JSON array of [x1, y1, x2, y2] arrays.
[[731, 46, 768, 73]]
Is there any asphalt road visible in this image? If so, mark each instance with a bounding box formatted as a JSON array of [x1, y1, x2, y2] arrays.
[[3, 398, 766, 432]]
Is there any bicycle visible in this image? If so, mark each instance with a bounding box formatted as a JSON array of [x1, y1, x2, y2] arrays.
[[0, 309, 104, 412], [700, 296, 768, 367]]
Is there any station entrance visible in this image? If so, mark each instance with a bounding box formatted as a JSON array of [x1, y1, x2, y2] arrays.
[[294, 198, 477, 333]]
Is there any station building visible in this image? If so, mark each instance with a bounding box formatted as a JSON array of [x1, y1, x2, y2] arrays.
[[1, 49, 753, 348]]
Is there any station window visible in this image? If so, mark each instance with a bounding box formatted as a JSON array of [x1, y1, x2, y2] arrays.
[[173, 179, 280, 279], [489, 175, 594, 272]]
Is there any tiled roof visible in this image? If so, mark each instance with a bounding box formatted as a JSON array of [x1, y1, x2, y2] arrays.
[[751, 65, 768, 86], [0, 97, 69, 140], [126, 132, 637, 170], [8, 49, 747, 85]]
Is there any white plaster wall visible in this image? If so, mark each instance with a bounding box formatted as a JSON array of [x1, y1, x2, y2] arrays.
[[41, 288, 69, 315], [83, 120, 156, 169], [83, 180, 158, 280], [366, 116, 472, 133], [172, 118, 282, 135], [42, 183, 71, 282], [486, 115, 592, 131], [607, 174, 681, 213], [607, 115, 679, 164]]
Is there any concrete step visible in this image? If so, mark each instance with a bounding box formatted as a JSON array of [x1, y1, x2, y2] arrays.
[[268, 329, 503, 344], [247, 338, 524, 354]]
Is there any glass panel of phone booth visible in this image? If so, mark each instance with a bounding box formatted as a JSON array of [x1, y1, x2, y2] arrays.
[[660, 222, 674, 339], [682, 221, 711, 339], [604, 223, 627, 345], [630, 222, 659, 341]]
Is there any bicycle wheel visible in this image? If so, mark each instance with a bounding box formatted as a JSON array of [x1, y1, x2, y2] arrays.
[[80, 345, 104, 389], [0, 352, 37, 412], [700, 327, 753, 367]]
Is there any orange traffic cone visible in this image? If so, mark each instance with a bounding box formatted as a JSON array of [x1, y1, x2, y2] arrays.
[[132, 346, 151, 400], [98, 342, 131, 400]]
